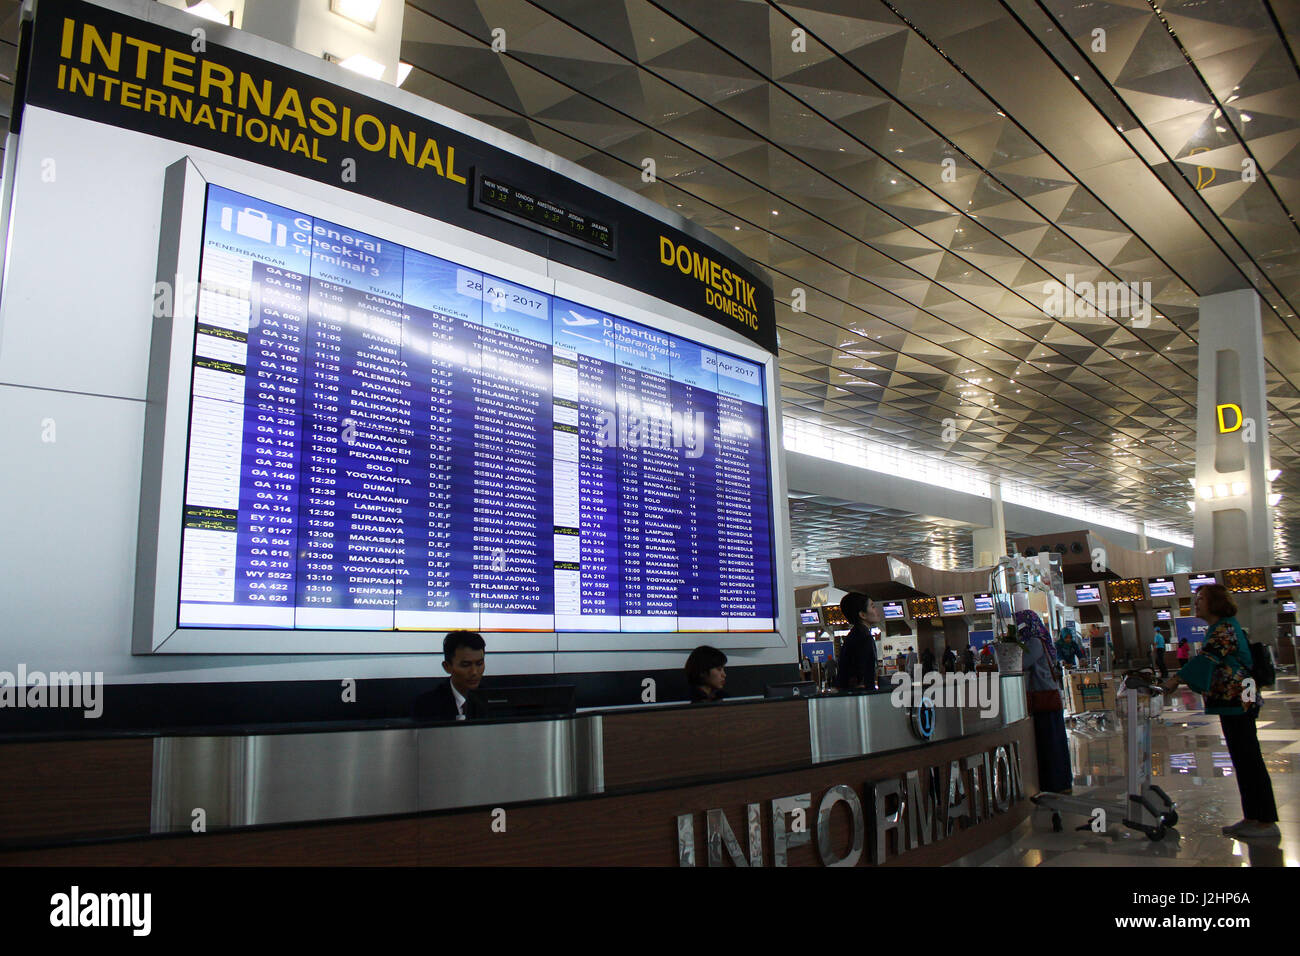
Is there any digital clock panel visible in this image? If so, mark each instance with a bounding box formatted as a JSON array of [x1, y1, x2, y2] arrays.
[[474, 171, 616, 258]]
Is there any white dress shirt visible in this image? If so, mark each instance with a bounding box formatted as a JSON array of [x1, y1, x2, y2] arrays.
[[450, 682, 467, 720]]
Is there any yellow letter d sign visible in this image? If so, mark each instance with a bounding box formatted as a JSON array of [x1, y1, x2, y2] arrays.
[[1217, 403, 1243, 433]]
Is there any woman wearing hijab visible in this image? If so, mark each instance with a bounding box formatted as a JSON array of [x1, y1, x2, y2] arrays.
[[1055, 623, 1086, 669], [1016, 609, 1073, 794]]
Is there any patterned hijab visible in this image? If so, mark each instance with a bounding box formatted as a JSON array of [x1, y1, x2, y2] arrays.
[[1015, 608, 1059, 667]]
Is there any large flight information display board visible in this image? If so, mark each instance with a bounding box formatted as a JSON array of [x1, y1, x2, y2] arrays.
[[178, 185, 776, 633]]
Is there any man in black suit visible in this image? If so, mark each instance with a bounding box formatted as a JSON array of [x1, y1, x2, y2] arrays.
[[835, 592, 880, 692], [412, 631, 489, 721]]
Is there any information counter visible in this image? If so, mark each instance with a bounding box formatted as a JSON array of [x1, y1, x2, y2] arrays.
[[1, 676, 1034, 866]]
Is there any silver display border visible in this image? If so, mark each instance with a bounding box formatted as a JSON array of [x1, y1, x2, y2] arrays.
[[135, 156, 791, 654]]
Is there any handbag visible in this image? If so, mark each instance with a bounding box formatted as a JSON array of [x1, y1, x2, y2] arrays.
[[1027, 688, 1062, 713]]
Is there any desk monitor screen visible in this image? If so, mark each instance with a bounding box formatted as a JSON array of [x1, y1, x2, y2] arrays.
[[766, 681, 818, 699], [174, 184, 777, 635], [799, 607, 821, 626], [1148, 577, 1176, 598], [972, 592, 993, 612], [1074, 584, 1101, 604], [940, 595, 965, 615], [881, 601, 905, 620], [1189, 573, 1217, 590], [1271, 567, 1300, 589]]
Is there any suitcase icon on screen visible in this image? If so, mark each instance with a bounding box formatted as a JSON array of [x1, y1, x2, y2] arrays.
[[220, 206, 276, 244]]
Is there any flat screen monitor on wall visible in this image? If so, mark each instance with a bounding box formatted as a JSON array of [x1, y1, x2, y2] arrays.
[[972, 592, 993, 613], [881, 601, 905, 621], [940, 595, 965, 615], [799, 608, 821, 626], [1074, 584, 1101, 604], [134, 164, 785, 653], [1271, 567, 1300, 589], [1189, 573, 1217, 590], [1147, 577, 1176, 598]]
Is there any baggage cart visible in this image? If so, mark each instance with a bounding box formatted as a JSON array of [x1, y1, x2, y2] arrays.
[[1032, 672, 1177, 841]]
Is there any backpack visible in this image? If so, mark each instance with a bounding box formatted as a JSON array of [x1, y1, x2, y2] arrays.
[[1249, 642, 1276, 690]]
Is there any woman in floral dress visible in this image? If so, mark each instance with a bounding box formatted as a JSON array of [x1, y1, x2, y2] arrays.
[[1162, 584, 1279, 839]]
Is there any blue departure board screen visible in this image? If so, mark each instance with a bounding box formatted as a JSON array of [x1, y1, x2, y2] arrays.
[[1271, 567, 1300, 588], [1074, 585, 1101, 604], [1148, 577, 1176, 597], [176, 185, 776, 633]]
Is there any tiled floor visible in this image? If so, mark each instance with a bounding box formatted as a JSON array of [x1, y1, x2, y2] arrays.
[[955, 673, 1300, 867]]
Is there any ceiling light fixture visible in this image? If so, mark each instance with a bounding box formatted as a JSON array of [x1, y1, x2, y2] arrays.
[[330, 0, 381, 29]]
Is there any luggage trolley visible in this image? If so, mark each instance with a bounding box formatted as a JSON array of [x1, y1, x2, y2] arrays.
[[1033, 672, 1177, 841]]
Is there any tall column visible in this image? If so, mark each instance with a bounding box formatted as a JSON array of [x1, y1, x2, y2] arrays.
[[1193, 289, 1276, 641], [1136, 520, 1148, 551], [971, 479, 1007, 566]]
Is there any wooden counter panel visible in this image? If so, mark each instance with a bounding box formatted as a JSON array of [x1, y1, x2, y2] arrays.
[[2, 721, 1037, 866], [0, 739, 153, 842], [440, 718, 1038, 865], [602, 700, 812, 788]]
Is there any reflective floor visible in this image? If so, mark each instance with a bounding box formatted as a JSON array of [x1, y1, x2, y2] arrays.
[[956, 673, 1300, 867]]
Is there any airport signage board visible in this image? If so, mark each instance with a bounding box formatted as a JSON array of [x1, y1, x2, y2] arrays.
[[675, 740, 1026, 866]]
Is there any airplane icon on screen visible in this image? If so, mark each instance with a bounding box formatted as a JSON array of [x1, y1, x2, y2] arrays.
[[561, 311, 599, 327]]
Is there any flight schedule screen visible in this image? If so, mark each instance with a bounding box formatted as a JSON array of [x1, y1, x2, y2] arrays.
[[178, 185, 776, 633]]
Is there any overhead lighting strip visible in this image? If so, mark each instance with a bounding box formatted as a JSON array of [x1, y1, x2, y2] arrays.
[[783, 418, 1193, 547]]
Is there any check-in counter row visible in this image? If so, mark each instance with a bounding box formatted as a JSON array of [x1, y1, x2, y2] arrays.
[[1, 675, 1031, 865]]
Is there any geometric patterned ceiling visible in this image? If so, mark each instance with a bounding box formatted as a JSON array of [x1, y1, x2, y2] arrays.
[[400, 0, 1300, 558], [789, 493, 1030, 576]]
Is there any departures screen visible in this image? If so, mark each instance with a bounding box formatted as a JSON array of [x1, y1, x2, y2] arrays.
[[177, 185, 776, 632]]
